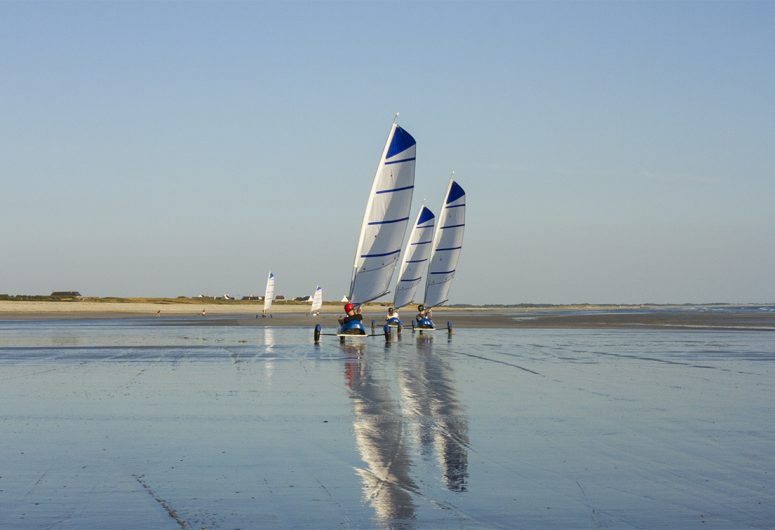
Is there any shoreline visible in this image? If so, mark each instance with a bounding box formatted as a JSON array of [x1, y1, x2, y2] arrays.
[[1, 300, 774, 330]]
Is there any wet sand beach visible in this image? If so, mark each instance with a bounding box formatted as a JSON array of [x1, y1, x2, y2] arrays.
[[1, 307, 774, 528], [2, 300, 774, 331]]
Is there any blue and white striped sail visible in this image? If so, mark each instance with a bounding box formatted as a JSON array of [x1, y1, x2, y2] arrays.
[[423, 179, 465, 309], [310, 286, 323, 314], [393, 206, 435, 309], [348, 121, 417, 305], [263, 271, 275, 314]]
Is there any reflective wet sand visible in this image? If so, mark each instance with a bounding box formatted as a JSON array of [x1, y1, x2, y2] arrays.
[[1, 317, 774, 528]]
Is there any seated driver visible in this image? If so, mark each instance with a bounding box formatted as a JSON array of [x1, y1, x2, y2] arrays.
[[416, 304, 433, 326], [338, 303, 362, 325], [386, 307, 400, 322]]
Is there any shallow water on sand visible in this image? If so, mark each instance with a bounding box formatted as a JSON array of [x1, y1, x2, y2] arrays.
[[1, 318, 774, 529]]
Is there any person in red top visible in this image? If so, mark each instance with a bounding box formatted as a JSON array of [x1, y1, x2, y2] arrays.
[[338, 303, 363, 326]]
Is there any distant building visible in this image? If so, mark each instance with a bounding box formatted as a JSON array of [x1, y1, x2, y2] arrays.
[[50, 291, 81, 298]]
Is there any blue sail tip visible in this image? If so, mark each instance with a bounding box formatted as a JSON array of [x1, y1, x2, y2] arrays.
[[446, 181, 465, 204], [386, 126, 416, 159], [417, 206, 435, 225]]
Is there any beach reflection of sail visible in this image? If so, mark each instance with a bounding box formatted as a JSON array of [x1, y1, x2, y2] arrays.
[[346, 356, 418, 527], [262, 327, 276, 381], [341, 343, 366, 362], [263, 327, 276, 348], [399, 339, 469, 492]]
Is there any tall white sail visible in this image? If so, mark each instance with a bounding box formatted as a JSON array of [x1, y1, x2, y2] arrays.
[[348, 121, 417, 305], [393, 206, 435, 309], [263, 271, 275, 313], [310, 286, 323, 314], [423, 179, 466, 309]]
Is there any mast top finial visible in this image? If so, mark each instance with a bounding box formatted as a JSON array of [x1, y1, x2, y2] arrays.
[[394, 112, 400, 123]]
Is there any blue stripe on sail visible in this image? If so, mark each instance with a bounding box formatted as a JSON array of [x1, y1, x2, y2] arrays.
[[376, 185, 414, 194], [431, 270, 456, 275], [445, 203, 465, 209], [440, 223, 465, 229], [386, 126, 416, 159], [417, 206, 435, 225], [411, 240, 433, 245], [368, 216, 409, 225], [384, 157, 416, 166], [361, 249, 401, 258], [436, 246, 462, 251], [406, 258, 428, 263], [446, 181, 465, 204], [400, 277, 422, 282]]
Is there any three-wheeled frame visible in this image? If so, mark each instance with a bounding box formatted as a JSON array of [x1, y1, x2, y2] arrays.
[[314, 319, 452, 344]]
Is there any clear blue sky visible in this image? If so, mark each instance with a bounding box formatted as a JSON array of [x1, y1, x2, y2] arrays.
[[2, 1, 774, 304]]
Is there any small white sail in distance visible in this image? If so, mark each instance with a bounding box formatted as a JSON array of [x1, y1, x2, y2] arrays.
[[423, 179, 466, 309], [393, 206, 435, 309], [348, 120, 417, 305], [310, 286, 323, 314], [263, 271, 275, 314]]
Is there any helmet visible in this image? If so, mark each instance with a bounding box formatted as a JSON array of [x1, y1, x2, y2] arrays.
[[388, 307, 394, 312], [344, 303, 354, 313], [418, 305, 425, 311]]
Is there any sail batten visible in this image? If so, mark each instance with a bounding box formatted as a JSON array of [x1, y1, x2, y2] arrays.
[[361, 249, 402, 258], [423, 179, 466, 310], [376, 185, 414, 194], [368, 216, 410, 225], [392, 206, 436, 309], [384, 157, 416, 165], [348, 122, 417, 305]]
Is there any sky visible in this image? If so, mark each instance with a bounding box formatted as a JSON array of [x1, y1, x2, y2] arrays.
[[2, 1, 774, 305]]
